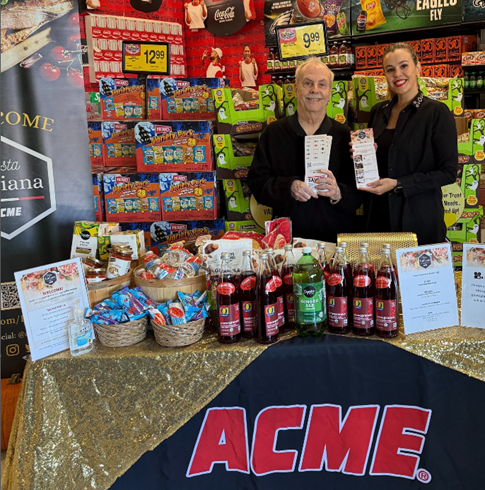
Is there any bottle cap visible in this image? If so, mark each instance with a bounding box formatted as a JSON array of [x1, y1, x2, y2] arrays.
[[302, 247, 312, 254], [260, 253, 268, 259], [359, 247, 367, 253], [284, 244, 292, 251], [317, 242, 326, 249], [242, 250, 251, 256], [340, 242, 347, 248], [221, 252, 230, 259], [361, 242, 369, 248], [335, 247, 343, 252]]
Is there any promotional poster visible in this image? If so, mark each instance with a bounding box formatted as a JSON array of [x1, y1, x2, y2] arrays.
[[1, 0, 94, 376]]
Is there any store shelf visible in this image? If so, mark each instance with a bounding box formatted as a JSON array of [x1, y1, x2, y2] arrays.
[[266, 66, 355, 76]]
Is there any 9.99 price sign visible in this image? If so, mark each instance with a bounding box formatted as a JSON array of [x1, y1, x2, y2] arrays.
[[276, 22, 328, 61], [122, 41, 170, 74]]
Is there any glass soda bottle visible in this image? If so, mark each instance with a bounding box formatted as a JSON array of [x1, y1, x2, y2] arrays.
[[340, 242, 353, 324], [352, 247, 375, 336], [326, 247, 350, 334], [329, 42, 339, 68], [293, 247, 326, 338], [239, 250, 259, 338], [338, 41, 349, 67], [267, 249, 285, 330], [375, 246, 399, 338], [317, 242, 330, 282], [382, 243, 398, 281], [216, 252, 241, 344], [257, 253, 279, 344], [281, 245, 296, 329]]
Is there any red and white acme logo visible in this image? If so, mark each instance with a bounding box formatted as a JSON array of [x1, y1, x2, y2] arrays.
[[187, 404, 433, 484]]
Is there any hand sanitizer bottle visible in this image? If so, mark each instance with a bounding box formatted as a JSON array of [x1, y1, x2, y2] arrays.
[[69, 300, 94, 356]]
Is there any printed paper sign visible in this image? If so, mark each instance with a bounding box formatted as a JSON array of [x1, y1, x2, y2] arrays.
[[351, 129, 379, 188], [396, 243, 459, 334], [461, 244, 485, 329], [14, 259, 90, 361], [304, 134, 332, 192]]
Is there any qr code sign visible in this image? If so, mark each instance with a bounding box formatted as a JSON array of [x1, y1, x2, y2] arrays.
[[1, 282, 20, 310]]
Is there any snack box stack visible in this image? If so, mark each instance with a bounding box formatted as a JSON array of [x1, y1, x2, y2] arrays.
[[146, 77, 225, 121], [213, 134, 258, 180], [70, 221, 121, 260], [135, 121, 213, 173], [93, 173, 105, 222], [86, 92, 101, 121], [88, 122, 103, 167]]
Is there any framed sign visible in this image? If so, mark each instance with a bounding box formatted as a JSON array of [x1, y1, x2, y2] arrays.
[[122, 41, 170, 75], [276, 22, 328, 61]]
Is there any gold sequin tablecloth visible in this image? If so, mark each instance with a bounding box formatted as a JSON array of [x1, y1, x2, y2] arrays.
[[2, 304, 485, 490]]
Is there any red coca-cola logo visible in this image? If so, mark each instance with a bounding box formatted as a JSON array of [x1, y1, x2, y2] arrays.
[[354, 275, 371, 288], [376, 277, 392, 289], [240, 276, 256, 290], [327, 274, 342, 286], [283, 273, 293, 285], [168, 306, 184, 318], [217, 282, 236, 295]]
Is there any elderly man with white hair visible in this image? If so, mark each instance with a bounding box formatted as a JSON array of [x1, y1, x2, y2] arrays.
[[247, 57, 360, 243]]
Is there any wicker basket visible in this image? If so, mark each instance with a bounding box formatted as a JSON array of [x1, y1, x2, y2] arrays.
[[134, 266, 206, 303], [87, 269, 132, 308], [94, 317, 148, 347], [151, 318, 205, 347]]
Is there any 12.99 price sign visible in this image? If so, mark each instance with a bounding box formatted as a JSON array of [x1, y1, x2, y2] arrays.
[[276, 22, 328, 61], [122, 41, 170, 74]]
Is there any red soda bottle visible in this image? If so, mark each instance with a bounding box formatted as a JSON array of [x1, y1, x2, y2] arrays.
[[257, 253, 279, 344], [326, 247, 350, 334], [360, 242, 375, 280], [352, 247, 375, 336], [267, 249, 285, 330], [239, 250, 259, 338], [375, 246, 399, 338], [317, 242, 330, 282], [340, 242, 353, 325], [280, 245, 296, 329], [216, 252, 241, 344], [382, 243, 399, 281]]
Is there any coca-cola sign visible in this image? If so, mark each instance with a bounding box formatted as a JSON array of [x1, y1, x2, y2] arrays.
[[205, 0, 246, 36]]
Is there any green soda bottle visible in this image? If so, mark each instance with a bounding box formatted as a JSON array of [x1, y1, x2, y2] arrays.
[[293, 247, 326, 338]]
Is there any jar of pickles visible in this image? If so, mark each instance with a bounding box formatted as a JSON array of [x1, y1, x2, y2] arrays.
[[107, 244, 132, 279]]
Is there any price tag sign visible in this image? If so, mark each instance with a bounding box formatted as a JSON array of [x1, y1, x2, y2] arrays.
[[122, 41, 170, 74], [276, 22, 328, 61]]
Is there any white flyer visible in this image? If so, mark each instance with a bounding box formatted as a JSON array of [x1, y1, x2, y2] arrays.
[[396, 243, 459, 334], [350, 128, 380, 188], [14, 258, 90, 361], [461, 244, 485, 329], [304, 134, 332, 192]]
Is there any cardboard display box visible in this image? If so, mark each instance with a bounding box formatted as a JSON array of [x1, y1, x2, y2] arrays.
[[352, 76, 390, 124], [159, 172, 218, 221], [213, 134, 257, 179], [135, 120, 213, 173], [146, 77, 225, 121], [225, 220, 265, 234], [88, 122, 103, 167], [104, 172, 161, 223], [212, 83, 282, 136], [102, 122, 136, 167], [99, 77, 145, 121]]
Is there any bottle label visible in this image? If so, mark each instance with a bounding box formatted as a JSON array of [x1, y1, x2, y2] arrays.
[[242, 300, 257, 331], [376, 277, 392, 289], [264, 303, 279, 335], [77, 331, 92, 347], [327, 273, 342, 286], [219, 303, 241, 336], [352, 297, 374, 329], [277, 295, 285, 327], [240, 276, 256, 290], [283, 273, 293, 285], [295, 281, 326, 323], [376, 300, 398, 332], [217, 282, 236, 295], [106, 256, 131, 279], [354, 275, 371, 287], [285, 292, 295, 322], [265, 275, 282, 292], [327, 296, 348, 328]]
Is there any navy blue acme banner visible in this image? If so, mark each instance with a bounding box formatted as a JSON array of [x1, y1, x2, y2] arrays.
[[111, 335, 485, 490]]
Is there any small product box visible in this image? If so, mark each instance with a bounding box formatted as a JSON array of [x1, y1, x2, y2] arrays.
[[212, 83, 281, 136], [147, 219, 225, 253], [97, 230, 146, 261], [352, 76, 390, 124], [448, 35, 478, 61], [104, 173, 161, 223], [119, 222, 153, 252], [93, 173, 105, 222], [135, 120, 213, 173], [419, 77, 464, 116], [213, 134, 257, 179], [225, 220, 265, 234], [86, 92, 101, 121], [433, 65, 448, 78], [99, 77, 146, 121], [159, 172, 218, 221], [409, 40, 421, 58], [355, 46, 368, 69], [420, 39, 436, 64], [102, 122, 136, 167], [462, 51, 485, 66], [435, 38, 448, 63], [146, 76, 225, 121], [70, 221, 120, 259], [448, 64, 464, 78], [88, 122, 103, 167], [366, 46, 378, 68]]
